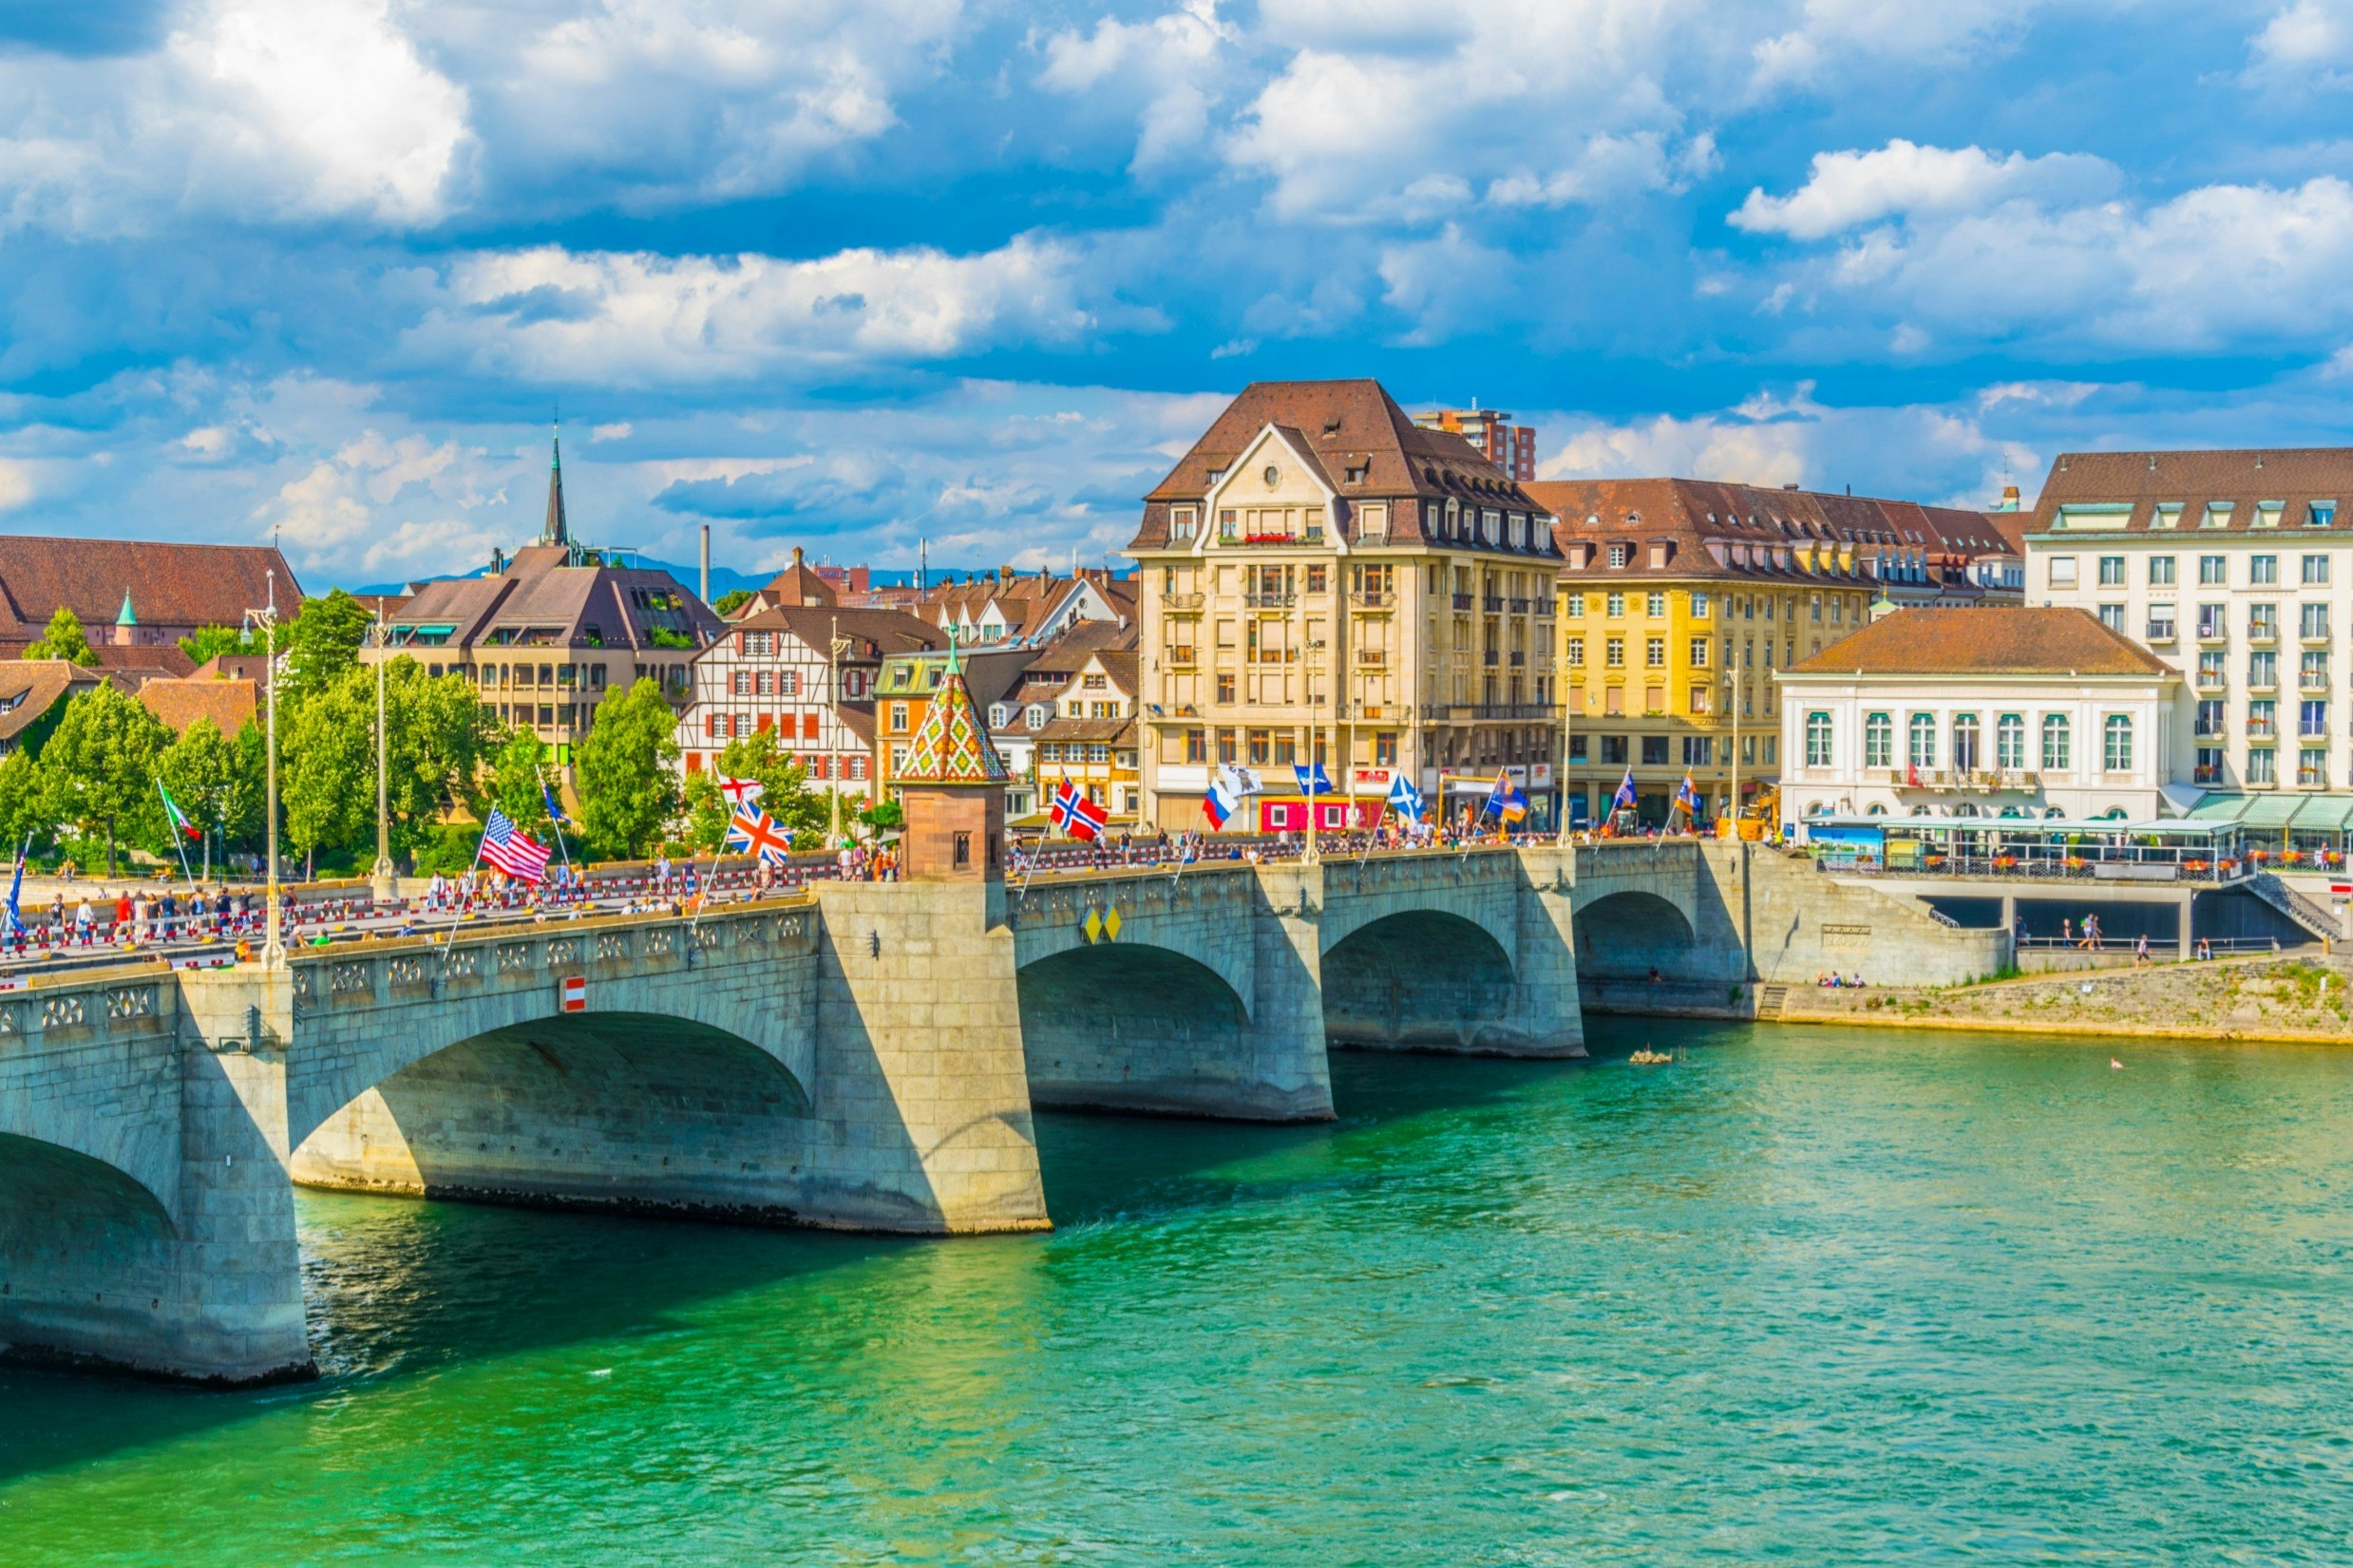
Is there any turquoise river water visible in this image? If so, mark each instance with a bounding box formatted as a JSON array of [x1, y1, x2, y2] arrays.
[[4, 1019, 2353, 1565]]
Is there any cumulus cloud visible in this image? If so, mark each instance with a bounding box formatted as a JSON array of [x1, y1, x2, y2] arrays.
[[1731, 141, 2117, 240], [1748, 0, 2059, 96], [0, 0, 470, 235], [0, 456, 34, 510], [1037, 0, 1239, 171], [2246, 0, 2353, 85], [406, 236, 1112, 385], [474, 0, 959, 210]]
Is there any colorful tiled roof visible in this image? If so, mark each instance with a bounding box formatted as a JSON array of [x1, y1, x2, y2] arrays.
[[894, 641, 1010, 784]]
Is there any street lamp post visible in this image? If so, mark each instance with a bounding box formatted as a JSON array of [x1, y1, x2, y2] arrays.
[[245, 573, 285, 969], [370, 609, 395, 902]]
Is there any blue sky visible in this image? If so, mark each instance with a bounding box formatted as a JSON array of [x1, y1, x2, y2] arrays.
[[2, 0, 2351, 591]]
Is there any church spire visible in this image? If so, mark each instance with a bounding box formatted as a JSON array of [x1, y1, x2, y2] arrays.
[[542, 424, 569, 547]]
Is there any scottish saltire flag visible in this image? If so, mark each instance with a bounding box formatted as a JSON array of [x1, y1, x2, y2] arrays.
[[729, 806, 794, 867], [157, 782, 200, 841], [1293, 761, 1333, 797], [1675, 773, 1704, 818], [479, 807, 552, 884], [1488, 771, 1529, 823], [1052, 779, 1110, 841], [1612, 768, 1638, 811], [1387, 771, 1425, 822]]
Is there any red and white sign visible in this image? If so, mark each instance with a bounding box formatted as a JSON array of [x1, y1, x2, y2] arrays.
[[559, 974, 586, 1013], [2332, 882, 2351, 896]]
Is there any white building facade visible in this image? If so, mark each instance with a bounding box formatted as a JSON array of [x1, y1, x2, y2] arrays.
[[1776, 609, 2181, 826], [2025, 448, 2352, 800]]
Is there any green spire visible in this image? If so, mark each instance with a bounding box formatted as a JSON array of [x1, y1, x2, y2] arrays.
[[116, 590, 136, 627], [542, 423, 569, 546]]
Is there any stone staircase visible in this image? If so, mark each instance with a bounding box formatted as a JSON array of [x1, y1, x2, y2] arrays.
[[1754, 983, 1789, 1019], [2250, 873, 2341, 946]]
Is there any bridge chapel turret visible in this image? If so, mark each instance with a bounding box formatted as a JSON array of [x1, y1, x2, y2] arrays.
[[892, 635, 1012, 880]]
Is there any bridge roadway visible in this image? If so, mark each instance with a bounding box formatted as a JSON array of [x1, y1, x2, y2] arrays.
[[0, 840, 2001, 1382]]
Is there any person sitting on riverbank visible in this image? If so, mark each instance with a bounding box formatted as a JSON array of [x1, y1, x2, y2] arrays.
[[2197, 936, 2212, 960]]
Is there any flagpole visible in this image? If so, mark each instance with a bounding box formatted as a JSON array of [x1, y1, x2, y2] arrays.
[[441, 829, 488, 953], [539, 765, 576, 890], [157, 780, 198, 897]]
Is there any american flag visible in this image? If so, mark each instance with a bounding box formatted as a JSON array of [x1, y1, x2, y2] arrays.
[[479, 807, 551, 884]]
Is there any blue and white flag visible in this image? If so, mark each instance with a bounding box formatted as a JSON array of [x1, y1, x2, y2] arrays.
[[1611, 767, 1638, 811], [1386, 771, 1425, 822], [541, 774, 569, 826], [1294, 761, 1334, 797], [3, 837, 26, 937]]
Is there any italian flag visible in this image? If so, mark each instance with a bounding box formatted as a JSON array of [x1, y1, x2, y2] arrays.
[[159, 783, 199, 841]]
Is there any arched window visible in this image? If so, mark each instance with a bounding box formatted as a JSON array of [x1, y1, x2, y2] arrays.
[[1908, 712, 1937, 769], [1954, 803, 1980, 817], [2041, 714, 2072, 772], [1998, 805, 2022, 819], [1807, 801, 1828, 817], [1864, 711, 1892, 769], [1996, 714, 2025, 771], [2043, 805, 2064, 820], [2103, 714, 2134, 772], [1866, 803, 1887, 816], [1806, 710, 1833, 767], [1910, 803, 1934, 816], [1952, 713, 1982, 772]]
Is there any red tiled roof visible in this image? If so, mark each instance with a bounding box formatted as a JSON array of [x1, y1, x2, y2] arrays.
[[1785, 608, 2173, 677], [0, 537, 297, 635], [140, 677, 258, 736], [0, 659, 105, 745], [2027, 447, 2353, 536]]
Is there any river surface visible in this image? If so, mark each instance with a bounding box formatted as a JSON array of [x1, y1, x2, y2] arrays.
[[5, 1020, 2352, 1565]]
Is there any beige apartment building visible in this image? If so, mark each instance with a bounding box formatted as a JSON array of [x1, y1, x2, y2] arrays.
[[1129, 379, 1561, 832]]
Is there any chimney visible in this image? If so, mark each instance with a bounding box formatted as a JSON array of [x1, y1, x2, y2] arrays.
[[2000, 483, 2021, 513], [489, 547, 505, 576], [700, 524, 711, 604]]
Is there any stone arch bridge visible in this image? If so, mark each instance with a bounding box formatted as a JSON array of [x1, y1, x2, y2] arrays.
[[0, 843, 1997, 1382]]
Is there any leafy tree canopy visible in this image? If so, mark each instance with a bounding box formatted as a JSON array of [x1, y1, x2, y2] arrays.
[[281, 589, 375, 697], [575, 677, 682, 859], [41, 681, 173, 872], [712, 588, 752, 617], [680, 727, 832, 853], [179, 624, 256, 666], [25, 607, 99, 668]]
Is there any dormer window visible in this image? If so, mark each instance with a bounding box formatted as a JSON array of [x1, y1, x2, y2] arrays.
[[1028, 703, 1050, 728], [1206, 467, 1225, 485], [989, 703, 1010, 727], [1607, 543, 1629, 569], [1345, 463, 1368, 484]]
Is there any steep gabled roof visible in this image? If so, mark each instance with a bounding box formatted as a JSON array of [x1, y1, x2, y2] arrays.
[[0, 538, 298, 635], [894, 644, 1010, 784]]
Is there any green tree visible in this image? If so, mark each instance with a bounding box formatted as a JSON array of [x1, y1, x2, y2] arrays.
[[576, 677, 682, 858], [282, 589, 374, 696], [280, 671, 373, 870], [485, 728, 557, 839], [383, 660, 496, 852], [25, 607, 100, 668], [41, 682, 172, 873], [681, 727, 832, 852], [155, 716, 265, 867], [712, 588, 752, 616], [0, 749, 50, 859], [858, 796, 903, 834], [179, 624, 254, 666]]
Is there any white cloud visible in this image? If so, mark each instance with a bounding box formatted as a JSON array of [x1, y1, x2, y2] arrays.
[[1748, 0, 2059, 96], [1038, 1, 1238, 171], [1732, 141, 2117, 239], [0, 457, 34, 511], [2247, 0, 2353, 84], [0, 0, 470, 235], [481, 0, 960, 209], [589, 422, 634, 443], [407, 236, 1108, 385]]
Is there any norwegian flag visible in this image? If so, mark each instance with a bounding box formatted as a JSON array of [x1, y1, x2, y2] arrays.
[[1051, 778, 1110, 842], [478, 807, 552, 885], [729, 806, 795, 867]]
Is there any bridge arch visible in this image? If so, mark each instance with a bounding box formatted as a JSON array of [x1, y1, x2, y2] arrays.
[[1321, 908, 1522, 1052], [0, 1131, 182, 1357], [1570, 889, 1698, 978], [1015, 940, 1263, 1116], [290, 1009, 814, 1218]]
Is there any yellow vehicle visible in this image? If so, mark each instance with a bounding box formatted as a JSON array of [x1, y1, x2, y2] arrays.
[[1717, 784, 1778, 842]]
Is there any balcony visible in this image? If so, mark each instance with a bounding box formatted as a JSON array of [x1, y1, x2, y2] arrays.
[[1481, 650, 1500, 666], [2197, 623, 2228, 643], [1347, 590, 1393, 609], [1165, 648, 1197, 669], [1509, 596, 1534, 614], [2194, 671, 2227, 693], [1509, 651, 1527, 666], [1162, 592, 1205, 610], [2193, 764, 2225, 784], [2305, 627, 2333, 645], [1452, 593, 1474, 611], [2146, 624, 2177, 645], [2247, 722, 2278, 741], [1243, 590, 1296, 608], [2193, 721, 2228, 739], [1482, 595, 1505, 612], [2301, 768, 2329, 787], [2248, 628, 2279, 648], [1356, 649, 1388, 667], [2304, 675, 2331, 694]]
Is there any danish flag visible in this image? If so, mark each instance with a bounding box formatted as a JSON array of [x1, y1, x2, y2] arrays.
[[728, 806, 795, 867], [1051, 778, 1110, 842]]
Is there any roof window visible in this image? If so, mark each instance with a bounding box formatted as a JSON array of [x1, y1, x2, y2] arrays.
[[2200, 501, 2235, 528], [2254, 500, 2285, 529], [2310, 500, 2340, 528], [2151, 502, 2183, 529]]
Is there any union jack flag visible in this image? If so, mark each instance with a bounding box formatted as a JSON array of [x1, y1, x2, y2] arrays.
[[729, 806, 795, 867], [479, 807, 551, 885], [720, 775, 766, 846], [1051, 778, 1110, 842]]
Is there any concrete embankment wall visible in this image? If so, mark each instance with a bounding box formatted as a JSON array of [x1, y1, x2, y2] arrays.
[[1777, 953, 2353, 1044]]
